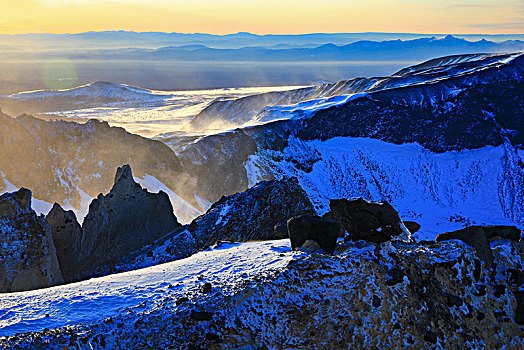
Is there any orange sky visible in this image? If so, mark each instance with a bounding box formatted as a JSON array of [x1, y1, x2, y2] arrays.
[[0, 0, 522, 35]]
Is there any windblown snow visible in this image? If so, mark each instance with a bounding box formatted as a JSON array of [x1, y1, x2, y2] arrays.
[[0, 240, 299, 337]]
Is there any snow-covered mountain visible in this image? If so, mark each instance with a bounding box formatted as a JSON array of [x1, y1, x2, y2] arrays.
[[187, 52, 521, 131], [0, 82, 176, 115], [1, 52, 523, 233], [177, 52, 524, 230], [6, 81, 167, 102], [1, 51, 524, 348]]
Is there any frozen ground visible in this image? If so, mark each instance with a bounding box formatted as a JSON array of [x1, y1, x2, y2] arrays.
[[0, 240, 300, 337]]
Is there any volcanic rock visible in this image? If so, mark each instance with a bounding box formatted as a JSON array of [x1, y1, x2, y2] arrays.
[[79, 165, 180, 276], [327, 198, 410, 243], [287, 215, 340, 254], [0, 188, 63, 292], [404, 221, 421, 234], [483, 225, 521, 241], [188, 177, 314, 246], [436, 226, 493, 268], [46, 203, 83, 282]]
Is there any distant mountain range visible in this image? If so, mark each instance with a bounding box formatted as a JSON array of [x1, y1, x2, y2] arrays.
[[3, 34, 524, 62], [47, 35, 519, 63], [1, 32, 523, 94], [2, 31, 524, 50]]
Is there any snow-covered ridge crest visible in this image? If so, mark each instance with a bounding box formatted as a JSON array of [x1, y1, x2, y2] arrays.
[[0, 240, 300, 338], [5, 81, 171, 101], [188, 52, 522, 131]]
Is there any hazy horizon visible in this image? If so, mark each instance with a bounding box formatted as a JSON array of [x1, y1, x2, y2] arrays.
[[2, 1, 523, 35], [3, 30, 524, 36]]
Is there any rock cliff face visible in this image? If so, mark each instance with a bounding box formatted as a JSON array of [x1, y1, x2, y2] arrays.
[[188, 177, 315, 244], [0, 188, 63, 292], [76, 165, 180, 277]]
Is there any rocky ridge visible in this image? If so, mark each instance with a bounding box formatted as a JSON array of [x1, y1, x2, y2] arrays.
[[0, 113, 188, 210], [46, 165, 180, 282], [0, 188, 63, 292], [176, 52, 524, 208]]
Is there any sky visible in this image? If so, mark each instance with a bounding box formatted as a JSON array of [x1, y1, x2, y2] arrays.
[[0, 0, 522, 35]]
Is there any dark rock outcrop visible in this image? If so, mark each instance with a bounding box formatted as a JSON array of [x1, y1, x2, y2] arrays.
[[116, 178, 315, 271], [435, 225, 522, 271], [46, 203, 83, 282], [483, 225, 521, 241], [436, 226, 494, 267], [404, 221, 421, 234], [274, 222, 289, 238], [78, 165, 180, 276], [287, 215, 340, 253], [0, 188, 63, 292], [188, 177, 315, 246], [327, 198, 410, 243]]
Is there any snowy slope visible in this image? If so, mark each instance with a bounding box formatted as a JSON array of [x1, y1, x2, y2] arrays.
[[0, 240, 299, 337], [1, 236, 522, 349], [188, 52, 521, 131], [6, 82, 172, 102], [246, 137, 524, 240]]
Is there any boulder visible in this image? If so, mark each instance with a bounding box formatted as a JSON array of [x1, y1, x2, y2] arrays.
[[188, 177, 315, 246], [274, 222, 289, 239], [515, 291, 524, 325], [287, 215, 340, 254], [404, 221, 421, 234], [327, 198, 410, 243], [483, 225, 521, 241], [79, 165, 180, 276], [0, 188, 63, 292], [46, 203, 83, 282], [436, 226, 493, 268]]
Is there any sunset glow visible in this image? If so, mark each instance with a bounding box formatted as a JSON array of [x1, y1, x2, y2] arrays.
[[0, 0, 522, 35]]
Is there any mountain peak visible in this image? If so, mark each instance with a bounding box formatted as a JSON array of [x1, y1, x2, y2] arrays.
[[441, 34, 465, 42], [0, 188, 32, 216], [114, 164, 133, 185]]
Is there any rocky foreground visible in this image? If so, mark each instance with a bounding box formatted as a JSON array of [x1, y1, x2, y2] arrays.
[[0, 164, 523, 349], [0, 232, 522, 349]]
